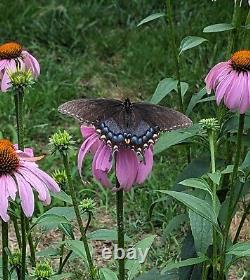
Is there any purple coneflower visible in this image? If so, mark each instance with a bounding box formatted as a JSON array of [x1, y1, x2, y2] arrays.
[[205, 50, 250, 114], [0, 42, 40, 92], [0, 139, 60, 222], [78, 126, 154, 191]]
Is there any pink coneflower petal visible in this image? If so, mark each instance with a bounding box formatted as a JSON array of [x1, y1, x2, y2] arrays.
[[22, 50, 40, 77], [18, 167, 48, 201], [205, 62, 229, 93], [15, 173, 34, 217], [116, 148, 138, 191], [0, 176, 10, 222], [4, 175, 17, 200], [215, 71, 235, 105], [81, 126, 96, 138], [0, 59, 7, 71], [136, 148, 154, 184], [78, 133, 99, 175], [92, 144, 112, 187], [238, 73, 250, 114], [1, 60, 16, 92]]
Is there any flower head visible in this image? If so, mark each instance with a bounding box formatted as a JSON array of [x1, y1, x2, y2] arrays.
[[34, 260, 53, 280], [199, 118, 220, 133], [78, 126, 154, 191], [8, 67, 34, 91], [205, 50, 250, 114], [80, 198, 96, 213], [0, 41, 40, 92], [49, 130, 74, 155], [0, 139, 60, 222]]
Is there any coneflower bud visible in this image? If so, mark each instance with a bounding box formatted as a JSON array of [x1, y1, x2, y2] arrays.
[[9, 250, 21, 268], [8, 68, 34, 91], [49, 130, 74, 155], [80, 198, 96, 213], [199, 118, 220, 134], [34, 261, 53, 280], [52, 169, 68, 188]]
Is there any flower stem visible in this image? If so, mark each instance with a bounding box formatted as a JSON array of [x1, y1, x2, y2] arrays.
[[233, 203, 250, 244], [14, 90, 27, 280], [2, 220, 9, 280], [12, 215, 21, 249], [116, 179, 125, 280], [62, 153, 95, 279], [166, 0, 183, 112], [25, 220, 36, 267], [219, 114, 245, 280], [208, 131, 218, 280]]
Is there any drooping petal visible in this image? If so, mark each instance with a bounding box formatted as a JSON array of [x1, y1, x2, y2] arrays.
[[4, 175, 17, 200], [15, 173, 34, 217], [92, 143, 112, 187], [80, 125, 96, 138], [205, 62, 229, 93], [22, 51, 40, 77], [215, 71, 235, 105], [18, 167, 48, 201], [78, 133, 99, 175], [116, 148, 138, 191], [0, 176, 10, 222], [136, 148, 154, 184], [238, 73, 250, 114], [1, 59, 17, 92], [0, 59, 8, 71], [21, 161, 60, 193]]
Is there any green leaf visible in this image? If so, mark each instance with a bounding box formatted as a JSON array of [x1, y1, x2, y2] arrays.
[[241, 151, 250, 170], [186, 88, 206, 115], [203, 23, 235, 33], [36, 247, 60, 257], [226, 242, 250, 257], [135, 268, 173, 280], [150, 78, 177, 104], [126, 235, 156, 280], [207, 171, 221, 185], [180, 82, 189, 100], [179, 178, 213, 198], [189, 191, 213, 254], [44, 207, 76, 221], [51, 273, 74, 280], [88, 229, 131, 242], [100, 268, 118, 280], [244, 24, 250, 29], [154, 125, 200, 155], [159, 191, 218, 226], [164, 213, 188, 237], [65, 240, 92, 262], [50, 191, 72, 204], [179, 36, 207, 55], [137, 13, 165, 27], [222, 114, 250, 132], [32, 214, 70, 231], [161, 256, 208, 273], [58, 223, 75, 239]]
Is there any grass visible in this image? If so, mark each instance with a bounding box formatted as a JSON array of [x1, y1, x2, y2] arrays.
[[0, 0, 241, 276]]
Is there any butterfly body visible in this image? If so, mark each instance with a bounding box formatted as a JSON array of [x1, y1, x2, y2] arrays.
[[58, 98, 192, 154]]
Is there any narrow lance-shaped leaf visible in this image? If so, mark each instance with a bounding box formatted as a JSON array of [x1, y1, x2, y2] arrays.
[[203, 23, 235, 33], [179, 36, 208, 55], [137, 13, 165, 27]]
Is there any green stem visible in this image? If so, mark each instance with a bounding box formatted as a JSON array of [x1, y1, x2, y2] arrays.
[[116, 180, 125, 280], [25, 219, 36, 267], [20, 212, 26, 280], [12, 215, 21, 250], [2, 220, 9, 280], [58, 233, 66, 272], [14, 90, 27, 280], [219, 114, 245, 280], [233, 203, 250, 244], [208, 131, 217, 280], [62, 153, 95, 279], [166, 0, 183, 113]]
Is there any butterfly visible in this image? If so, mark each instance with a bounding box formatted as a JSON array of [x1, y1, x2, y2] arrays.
[[58, 98, 192, 154]]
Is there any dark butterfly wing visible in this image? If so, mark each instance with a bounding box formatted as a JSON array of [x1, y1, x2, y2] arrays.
[[132, 102, 192, 131], [58, 99, 123, 125]]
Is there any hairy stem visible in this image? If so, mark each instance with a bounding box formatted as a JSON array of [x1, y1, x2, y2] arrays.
[[209, 131, 218, 280], [12, 215, 21, 250], [25, 220, 36, 267], [2, 220, 9, 280], [219, 114, 245, 280], [116, 181, 125, 280], [62, 154, 95, 279]]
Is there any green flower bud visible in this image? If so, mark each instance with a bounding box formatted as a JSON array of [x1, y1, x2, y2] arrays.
[[52, 169, 67, 187], [80, 198, 96, 213], [199, 118, 220, 133], [34, 261, 53, 280], [49, 130, 74, 154], [9, 68, 34, 91], [9, 250, 21, 267]]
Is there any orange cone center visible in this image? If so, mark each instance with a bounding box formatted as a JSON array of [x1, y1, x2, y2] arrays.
[[231, 50, 250, 72], [0, 140, 19, 175], [0, 42, 22, 59]]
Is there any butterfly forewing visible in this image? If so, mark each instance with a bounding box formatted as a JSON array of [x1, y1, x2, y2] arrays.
[[133, 102, 192, 131], [58, 99, 123, 125]]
